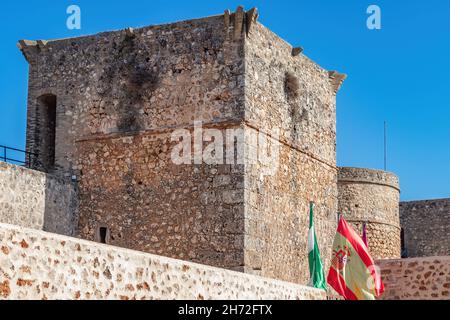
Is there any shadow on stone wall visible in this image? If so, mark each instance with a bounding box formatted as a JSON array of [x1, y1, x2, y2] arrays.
[[0, 162, 78, 236], [43, 174, 79, 237]]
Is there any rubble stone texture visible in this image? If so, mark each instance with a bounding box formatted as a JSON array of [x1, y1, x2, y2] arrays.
[[4, 8, 447, 301], [0, 162, 77, 236], [377, 256, 450, 300], [0, 223, 326, 300], [337, 167, 401, 259], [243, 22, 338, 282], [400, 199, 450, 257], [19, 10, 342, 284]]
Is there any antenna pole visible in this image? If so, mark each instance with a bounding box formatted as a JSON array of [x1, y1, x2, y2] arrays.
[[384, 121, 387, 171]]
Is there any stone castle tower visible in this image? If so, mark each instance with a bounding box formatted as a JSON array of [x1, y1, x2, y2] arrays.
[[338, 167, 401, 259], [17, 7, 400, 286]]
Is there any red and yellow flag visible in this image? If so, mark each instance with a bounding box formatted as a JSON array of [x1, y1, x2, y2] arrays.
[[327, 216, 384, 300]]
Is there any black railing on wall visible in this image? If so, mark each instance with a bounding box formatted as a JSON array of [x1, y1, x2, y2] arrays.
[[0, 145, 37, 168]]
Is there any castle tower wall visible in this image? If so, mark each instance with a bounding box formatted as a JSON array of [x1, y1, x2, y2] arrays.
[[19, 9, 342, 284], [242, 21, 339, 284], [0, 162, 77, 236], [22, 14, 247, 270], [400, 198, 450, 258], [337, 167, 401, 259]]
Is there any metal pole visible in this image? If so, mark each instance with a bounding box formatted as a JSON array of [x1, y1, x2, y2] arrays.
[[384, 121, 387, 171]]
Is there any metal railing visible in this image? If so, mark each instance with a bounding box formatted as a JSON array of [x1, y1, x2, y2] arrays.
[[0, 145, 38, 168]]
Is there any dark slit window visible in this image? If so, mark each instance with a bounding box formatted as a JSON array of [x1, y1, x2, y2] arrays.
[[99, 227, 108, 244], [401, 228, 408, 258]]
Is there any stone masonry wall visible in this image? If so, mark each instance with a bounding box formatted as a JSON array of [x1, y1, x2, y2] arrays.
[[378, 256, 450, 300], [22, 14, 247, 270], [23, 15, 245, 177], [0, 223, 326, 300], [242, 21, 338, 284], [20, 9, 341, 282], [0, 162, 77, 236], [338, 167, 401, 259], [400, 199, 450, 258], [77, 128, 245, 270]]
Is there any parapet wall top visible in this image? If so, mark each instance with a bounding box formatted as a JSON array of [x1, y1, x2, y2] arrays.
[[36, 40, 48, 47], [17, 39, 38, 63], [246, 7, 259, 36], [292, 47, 304, 56], [224, 10, 231, 29], [125, 27, 135, 37], [234, 6, 245, 39], [17, 39, 37, 50], [224, 6, 259, 39], [328, 71, 347, 94]]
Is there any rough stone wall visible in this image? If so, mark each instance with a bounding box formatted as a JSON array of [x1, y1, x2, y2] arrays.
[[243, 22, 338, 284], [22, 15, 247, 270], [0, 162, 77, 236], [77, 128, 245, 270], [377, 256, 450, 300], [20, 10, 341, 281], [338, 167, 401, 259], [23, 15, 245, 177], [400, 199, 450, 258], [0, 223, 326, 300], [42, 173, 79, 237]]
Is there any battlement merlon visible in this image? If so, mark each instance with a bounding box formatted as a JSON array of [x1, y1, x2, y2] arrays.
[[328, 71, 347, 94], [17, 40, 37, 63]]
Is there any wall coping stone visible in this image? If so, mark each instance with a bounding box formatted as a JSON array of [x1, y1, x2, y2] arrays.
[[0, 223, 326, 300], [338, 167, 400, 192]]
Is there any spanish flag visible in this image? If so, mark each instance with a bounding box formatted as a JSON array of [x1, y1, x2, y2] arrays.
[[327, 215, 385, 300]]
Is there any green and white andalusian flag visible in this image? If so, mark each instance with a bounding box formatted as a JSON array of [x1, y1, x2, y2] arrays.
[[308, 202, 327, 290]]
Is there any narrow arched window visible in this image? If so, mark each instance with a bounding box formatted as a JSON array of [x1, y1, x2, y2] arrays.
[[99, 227, 108, 244], [36, 94, 56, 171], [401, 228, 408, 258], [96, 226, 110, 244]]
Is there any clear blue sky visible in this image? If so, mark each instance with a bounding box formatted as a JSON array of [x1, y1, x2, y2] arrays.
[[0, 0, 449, 201]]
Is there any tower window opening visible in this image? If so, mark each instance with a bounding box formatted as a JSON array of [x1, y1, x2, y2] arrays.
[[401, 228, 408, 258], [36, 94, 57, 171], [99, 227, 108, 244]]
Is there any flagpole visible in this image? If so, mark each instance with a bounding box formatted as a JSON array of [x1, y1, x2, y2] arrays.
[[384, 121, 387, 171], [308, 201, 327, 290]]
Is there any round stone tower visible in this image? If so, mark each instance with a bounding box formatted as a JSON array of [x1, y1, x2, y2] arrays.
[[337, 167, 401, 259]]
